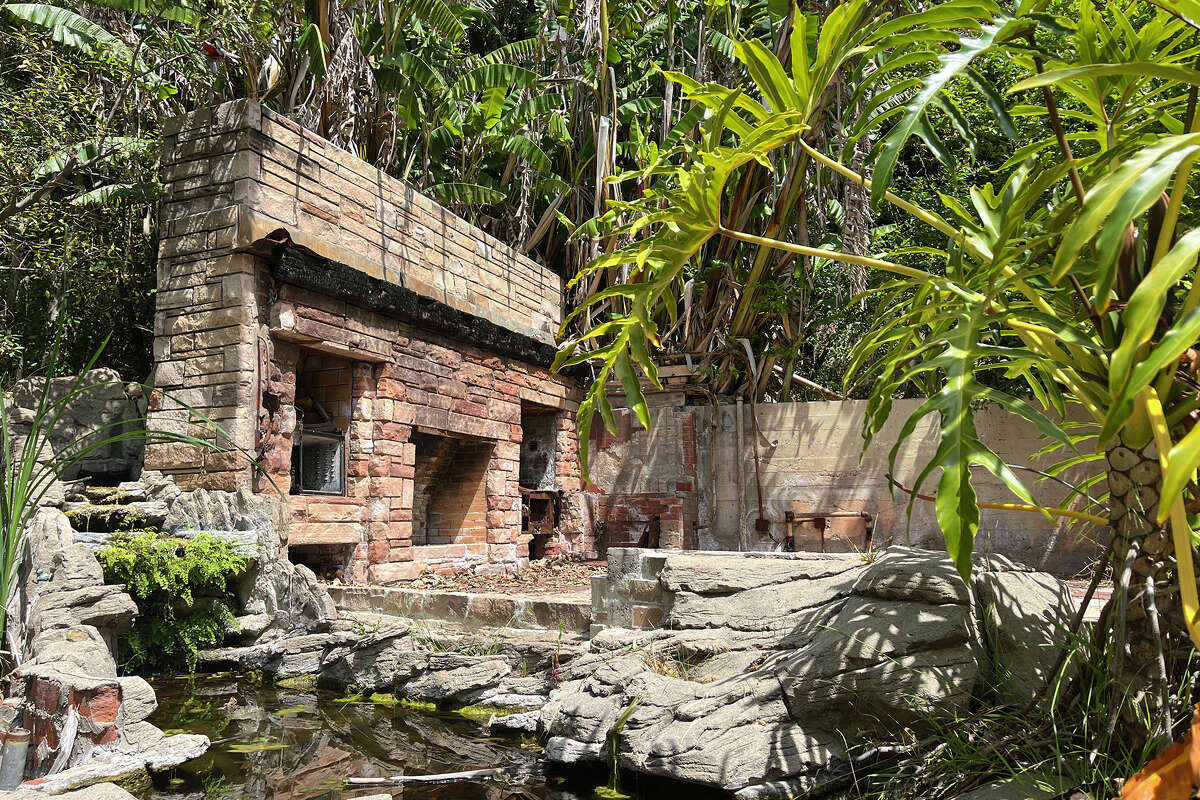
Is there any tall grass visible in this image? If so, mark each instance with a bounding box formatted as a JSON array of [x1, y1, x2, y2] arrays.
[[838, 627, 1195, 799]]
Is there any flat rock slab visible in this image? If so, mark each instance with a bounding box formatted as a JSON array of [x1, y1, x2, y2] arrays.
[[17, 734, 209, 794], [954, 775, 1063, 800], [4, 782, 136, 799], [328, 585, 592, 633], [660, 552, 862, 594]]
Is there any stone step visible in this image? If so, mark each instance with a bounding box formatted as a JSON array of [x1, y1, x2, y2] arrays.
[[327, 584, 592, 634], [63, 501, 168, 533]]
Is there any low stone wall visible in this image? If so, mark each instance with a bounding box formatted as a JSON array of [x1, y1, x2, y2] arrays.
[[587, 398, 1104, 575], [592, 547, 876, 631], [327, 585, 591, 634]]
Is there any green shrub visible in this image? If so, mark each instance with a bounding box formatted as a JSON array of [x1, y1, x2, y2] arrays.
[[98, 531, 248, 672]]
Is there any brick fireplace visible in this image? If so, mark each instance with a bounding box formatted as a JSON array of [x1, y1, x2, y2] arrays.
[[143, 99, 595, 582]]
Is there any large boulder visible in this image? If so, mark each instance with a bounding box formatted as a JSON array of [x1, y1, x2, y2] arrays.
[[240, 557, 338, 638], [0, 782, 138, 800], [403, 656, 511, 703], [974, 567, 1074, 704], [541, 547, 1075, 795], [318, 629, 427, 691]]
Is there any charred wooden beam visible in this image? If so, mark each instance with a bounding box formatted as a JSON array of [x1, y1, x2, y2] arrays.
[[267, 245, 588, 380]]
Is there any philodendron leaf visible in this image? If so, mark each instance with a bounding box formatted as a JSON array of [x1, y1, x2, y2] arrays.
[[1053, 134, 1200, 300], [870, 15, 1020, 207], [1163, 424, 1200, 522], [1106, 227, 1200, 435], [1009, 61, 1200, 91], [887, 312, 1038, 580], [297, 22, 328, 78]]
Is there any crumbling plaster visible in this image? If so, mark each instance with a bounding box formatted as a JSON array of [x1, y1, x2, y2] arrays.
[[587, 396, 1103, 575]]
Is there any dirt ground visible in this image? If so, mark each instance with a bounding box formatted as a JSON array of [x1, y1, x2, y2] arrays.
[[407, 556, 607, 595]]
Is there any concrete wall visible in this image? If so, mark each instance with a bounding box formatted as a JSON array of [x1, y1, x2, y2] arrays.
[[588, 398, 1104, 575]]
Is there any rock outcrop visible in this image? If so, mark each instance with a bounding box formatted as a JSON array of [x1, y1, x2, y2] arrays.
[[540, 547, 1072, 797], [198, 614, 584, 711], [60, 468, 332, 659], [7, 369, 144, 489], [17, 509, 137, 660], [5, 508, 209, 792]]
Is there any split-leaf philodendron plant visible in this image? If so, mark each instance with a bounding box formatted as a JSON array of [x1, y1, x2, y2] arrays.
[[555, 0, 1200, 721]]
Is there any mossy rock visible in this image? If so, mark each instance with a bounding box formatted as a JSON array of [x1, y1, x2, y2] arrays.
[[451, 703, 539, 721], [275, 674, 318, 690]]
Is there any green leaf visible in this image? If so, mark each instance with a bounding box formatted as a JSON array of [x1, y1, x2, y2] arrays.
[[1109, 304, 1200, 436], [500, 135, 552, 171], [734, 38, 803, 113], [428, 182, 505, 205], [392, 0, 466, 41], [871, 16, 1019, 207], [1009, 61, 1200, 92], [35, 137, 156, 178], [449, 64, 540, 100], [87, 0, 200, 23], [613, 350, 650, 431], [297, 22, 328, 78], [964, 66, 1019, 140], [1109, 227, 1200, 396], [69, 181, 162, 206], [886, 312, 1038, 580], [1052, 134, 1200, 292], [1164, 424, 1200, 514], [4, 3, 126, 57]]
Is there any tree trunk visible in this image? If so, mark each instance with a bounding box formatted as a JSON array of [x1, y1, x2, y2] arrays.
[[1106, 441, 1191, 737]]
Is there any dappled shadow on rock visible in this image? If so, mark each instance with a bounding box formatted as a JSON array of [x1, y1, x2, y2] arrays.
[[540, 546, 1076, 797]]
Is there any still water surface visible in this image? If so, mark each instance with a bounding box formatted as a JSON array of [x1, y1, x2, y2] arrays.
[[143, 674, 566, 800]]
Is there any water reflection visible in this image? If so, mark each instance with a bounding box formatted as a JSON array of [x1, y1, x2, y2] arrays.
[[144, 675, 546, 800]]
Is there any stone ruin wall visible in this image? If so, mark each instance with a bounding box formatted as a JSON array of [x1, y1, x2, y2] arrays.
[[138, 99, 1104, 583], [144, 99, 592, 581], [585, 394, 1105, 576]]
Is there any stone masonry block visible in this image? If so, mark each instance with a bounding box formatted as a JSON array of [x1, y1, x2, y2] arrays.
[[631, 605, 664, 629], [627, 579, 662, 603]]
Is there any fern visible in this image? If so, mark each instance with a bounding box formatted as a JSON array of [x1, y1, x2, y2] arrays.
[[99, 531, 247, 672]]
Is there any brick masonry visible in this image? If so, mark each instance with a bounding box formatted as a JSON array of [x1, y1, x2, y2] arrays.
[[586, 404, 702, 555], [144, 100, 592, 581]]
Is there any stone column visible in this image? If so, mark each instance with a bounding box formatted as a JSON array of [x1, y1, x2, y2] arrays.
[[145, 101, 264, 493]]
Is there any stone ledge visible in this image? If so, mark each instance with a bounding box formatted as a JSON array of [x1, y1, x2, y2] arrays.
[[266, 245, 583, 375], [327, 585, 591, 633]]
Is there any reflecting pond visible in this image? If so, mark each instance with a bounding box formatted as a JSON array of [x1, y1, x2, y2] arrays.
[[142, 674, 562, 800]]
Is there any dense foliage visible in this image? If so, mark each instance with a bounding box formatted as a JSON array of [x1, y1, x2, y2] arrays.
[[561, 0, 1200, 785], [0, 0, 933, 396], [99, 530, 247, 671]]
